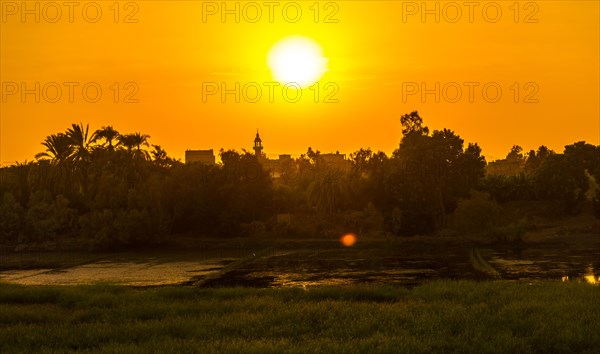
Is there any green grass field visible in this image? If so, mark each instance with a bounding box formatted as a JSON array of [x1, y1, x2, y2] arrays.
[[1, 281, 598, 353]]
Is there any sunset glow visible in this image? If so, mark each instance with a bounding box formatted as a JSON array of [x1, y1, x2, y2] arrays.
[[1, 1, 598, 164]]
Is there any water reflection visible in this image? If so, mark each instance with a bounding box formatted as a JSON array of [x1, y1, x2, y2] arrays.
[[562, 265, 598, 285], [584, 265, 598, 285], [1, 243, 598, 287]]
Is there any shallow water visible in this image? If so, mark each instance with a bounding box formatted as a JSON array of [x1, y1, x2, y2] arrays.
[[1, 238, 598, 287]]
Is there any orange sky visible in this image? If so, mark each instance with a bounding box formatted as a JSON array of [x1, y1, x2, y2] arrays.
[[1, 1, 599, 164]]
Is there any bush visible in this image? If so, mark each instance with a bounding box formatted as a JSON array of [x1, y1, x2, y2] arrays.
[[481, 173, 534, 202], [0, 193, 24, 244], [78, 207, 170, 250], [337, 204, 385, 237], [268, 214, 293, 237], [594, 190, 600, 219], [489, 220, 526, 243], [454, 191, 501, 235], [240, 220, 267, 237], [78, 209, 117, 248], [23, 192, 77, 243]]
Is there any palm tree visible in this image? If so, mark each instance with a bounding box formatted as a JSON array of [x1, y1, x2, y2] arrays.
[[119, 132, 150, 159], [34, 134, 76, 195], [10, 161, 32, 205], [151, 144, 174, 167], [117, 134, 136, 152], [35, 133, 73, 164], [131, 132, 150, 151], [66, 123, 97, 162], [93, 126, 119, 151], [307, 171, 350, 214]]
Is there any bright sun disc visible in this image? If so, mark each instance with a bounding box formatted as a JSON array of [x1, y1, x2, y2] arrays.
[[267, 36, 328, 88]]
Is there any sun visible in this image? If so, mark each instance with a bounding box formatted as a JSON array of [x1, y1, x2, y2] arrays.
[[267, 36, 328, 88]]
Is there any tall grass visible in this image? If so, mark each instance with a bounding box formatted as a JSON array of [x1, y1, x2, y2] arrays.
[[0, 281, 598, 353]]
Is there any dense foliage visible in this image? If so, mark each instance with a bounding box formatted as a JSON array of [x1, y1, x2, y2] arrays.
[[1, 115, 598, 249]]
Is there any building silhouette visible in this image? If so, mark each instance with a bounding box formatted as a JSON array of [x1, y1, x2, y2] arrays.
[[185, 149, 215, 165], [253, 130, 292, 178], [185, 131, 350, 178], [253, 131, 350, 179], [253, 130, 263, 157]]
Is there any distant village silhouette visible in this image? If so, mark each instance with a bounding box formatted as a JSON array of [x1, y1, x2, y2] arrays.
[[185, 131, 350, 179]]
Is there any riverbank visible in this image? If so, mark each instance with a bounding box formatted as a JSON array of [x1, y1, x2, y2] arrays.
[[1, 232, 598, 287]]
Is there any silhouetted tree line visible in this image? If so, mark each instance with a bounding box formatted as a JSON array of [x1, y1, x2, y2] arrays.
[[482, 142, 600, 214], [0, 114, 598, 249]]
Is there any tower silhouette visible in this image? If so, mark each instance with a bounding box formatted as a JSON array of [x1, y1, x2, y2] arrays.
[[253, 130, 263, 158]]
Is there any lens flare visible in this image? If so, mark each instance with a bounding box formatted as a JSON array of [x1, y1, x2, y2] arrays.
[[340, 233, 357, 247]]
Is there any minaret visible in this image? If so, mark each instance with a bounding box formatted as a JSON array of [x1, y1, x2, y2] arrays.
[[253, 130, 263, 158]]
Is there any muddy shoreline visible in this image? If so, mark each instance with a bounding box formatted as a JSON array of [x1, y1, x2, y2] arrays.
[[1, 233, 598, 287]]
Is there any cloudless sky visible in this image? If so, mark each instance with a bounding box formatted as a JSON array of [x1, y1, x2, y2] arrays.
[[1, 0, 598, 164]]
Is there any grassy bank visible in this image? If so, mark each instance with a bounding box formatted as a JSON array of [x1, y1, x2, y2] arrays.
[[1, 281, 598, 353]]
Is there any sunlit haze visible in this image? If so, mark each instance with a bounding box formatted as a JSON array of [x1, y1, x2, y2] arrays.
[[1, 1, 598, 164]]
